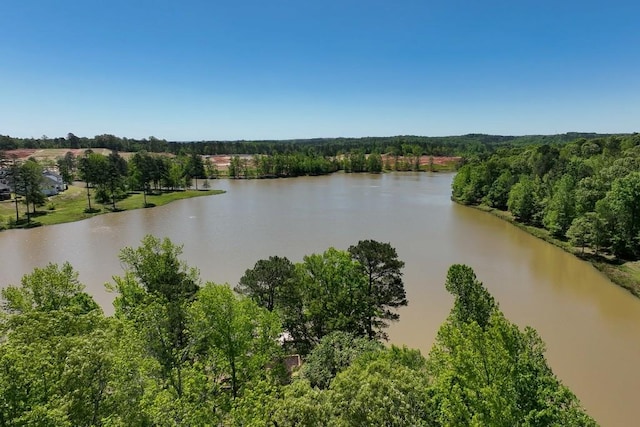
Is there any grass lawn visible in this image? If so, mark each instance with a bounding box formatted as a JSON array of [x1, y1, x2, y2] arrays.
[[594, 260, 640, 297], [0, 185, 224, 228]]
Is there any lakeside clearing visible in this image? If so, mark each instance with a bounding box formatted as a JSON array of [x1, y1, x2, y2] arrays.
[[0, 184, 224, 229], [467, 203, 640, 298]]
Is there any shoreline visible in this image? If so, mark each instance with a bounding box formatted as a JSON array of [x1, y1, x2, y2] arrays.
[[460, 202, 640, 298], [0, 185, 225, 230]]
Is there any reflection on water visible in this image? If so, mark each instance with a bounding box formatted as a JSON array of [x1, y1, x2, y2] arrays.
[[0, 173, 639, 426]]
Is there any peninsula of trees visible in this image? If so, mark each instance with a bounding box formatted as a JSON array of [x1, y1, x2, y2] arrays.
[[0, 236, 596, 425], [0, 150, 222, 230]]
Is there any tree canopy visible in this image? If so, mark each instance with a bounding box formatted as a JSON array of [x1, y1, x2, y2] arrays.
[[236, 241, 407, 353], [451, 133, 640, 262]]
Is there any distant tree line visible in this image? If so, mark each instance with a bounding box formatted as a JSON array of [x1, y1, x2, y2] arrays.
[[0, 236, 595, 425], [452, 133, 640, 259], [0, 132, 615, 157]]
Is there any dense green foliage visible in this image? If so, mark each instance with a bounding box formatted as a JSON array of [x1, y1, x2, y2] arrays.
[[444, 264, 495, 329], [0, 237, 596, 426], [0, 132, 614, 157], [452, 133, 640, 259], [229, 153, 340, 178], [426, 265, 597, 426], [299, 331, 383, 389], [236, 240, 407, 353]]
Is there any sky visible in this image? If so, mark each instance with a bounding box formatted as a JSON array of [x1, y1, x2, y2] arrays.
[[1, 1, 638, 141]]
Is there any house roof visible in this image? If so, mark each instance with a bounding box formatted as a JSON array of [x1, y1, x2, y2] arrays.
[[43, 170, 62, 179]]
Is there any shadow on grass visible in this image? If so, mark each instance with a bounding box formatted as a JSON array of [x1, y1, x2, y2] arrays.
[[11, 219, 42, 229], [575, 251, 623, 266]]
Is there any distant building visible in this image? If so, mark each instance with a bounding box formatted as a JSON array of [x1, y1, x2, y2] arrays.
[[0, 182, 10, 200], [41, 170, 66, 196], [283, 354, 302, 374], [0, 167, 67, 197]]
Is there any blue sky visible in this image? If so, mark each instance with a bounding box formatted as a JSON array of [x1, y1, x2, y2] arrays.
[[1, 1, 638, 141]]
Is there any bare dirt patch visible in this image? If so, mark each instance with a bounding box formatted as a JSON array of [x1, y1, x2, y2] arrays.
[[4, 148, 136, 162], [205, 155, 232, 169], [420, 155, 462, 166], [3, 149, 38, 159], [380, 154, 462, 168]]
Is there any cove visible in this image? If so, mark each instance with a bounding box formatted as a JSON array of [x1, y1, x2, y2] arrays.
[[1, 172, 639, 426]]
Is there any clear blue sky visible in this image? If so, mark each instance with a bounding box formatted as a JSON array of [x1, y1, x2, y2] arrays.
[[1, 1, 638, 141]]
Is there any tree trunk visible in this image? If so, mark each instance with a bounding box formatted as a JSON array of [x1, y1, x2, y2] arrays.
[[86, 184, 92, 211], [111, 182, 116, 210], [230, 358, 237, 399]]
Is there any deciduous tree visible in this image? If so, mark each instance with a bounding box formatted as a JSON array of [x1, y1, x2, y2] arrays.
[[186, 152, 206, 190], [507, 176, 538, 224], [294, 248, 369, 350], [15, 158, 46, 219], [300, 331, 382, 389], [430, 265, 596, 426], [110, 235, 200, 398], [189, 283, 281, 399], [56, 151, 76, 185], [543, 174, 577, 237], [330, 346, 433, 426], [1, 262, 95, 314], [596, 172, 640, 258], [78, 150, 107, 211]]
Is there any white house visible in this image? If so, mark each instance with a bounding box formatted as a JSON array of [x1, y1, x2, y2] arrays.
[[41, 170, 66, 196]]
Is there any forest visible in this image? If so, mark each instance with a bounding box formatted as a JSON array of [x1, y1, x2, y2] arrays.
[[452, 133, 640, 292], [0, 236, 596, 426], [0, 132, 612, 157]]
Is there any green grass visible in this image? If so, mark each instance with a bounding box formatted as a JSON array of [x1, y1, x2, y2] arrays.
[[0, 185, 224, 229], [594, 260, 640, 297], [464, 203, 640, 298], [428, 163, 458, 172]]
